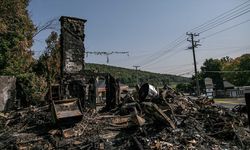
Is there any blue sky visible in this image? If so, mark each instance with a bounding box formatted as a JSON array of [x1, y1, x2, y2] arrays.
[[28, 0, 250, 77]]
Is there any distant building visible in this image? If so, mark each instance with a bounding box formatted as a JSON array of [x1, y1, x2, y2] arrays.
[[223, 80, 244, 98], [204, 77, 214, 99]]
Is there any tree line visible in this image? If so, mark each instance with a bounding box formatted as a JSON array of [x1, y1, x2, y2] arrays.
[[176, 54, 250, 93]]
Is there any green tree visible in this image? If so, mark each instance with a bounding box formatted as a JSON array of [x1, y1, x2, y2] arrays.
[[237, 54, 250, 85], [34, 31, 61, 83], [223, 54, 250, 86], [220, 56, 233, 65], [176, 83, 193, 93], [0, 0, 47, 104], [0, 0, 35, 74], [200, 58, 224, 90]]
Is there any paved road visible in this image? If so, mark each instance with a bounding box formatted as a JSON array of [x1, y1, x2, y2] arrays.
[[214, 98, 245, 109]]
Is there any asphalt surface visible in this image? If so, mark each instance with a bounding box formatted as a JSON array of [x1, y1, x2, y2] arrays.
[[214, 98, 246, 109]]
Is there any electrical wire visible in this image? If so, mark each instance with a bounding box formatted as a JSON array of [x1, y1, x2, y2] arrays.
[[198, 45, 250, 51], [160, 45, 250, 73], [141, 41, 188, 68], [177, 70, 194, 76], [172, 45, 250, 76], [136, 35, 186, 67], [189, 0, 250, 32], [143, 63, 193, 70], [204, 70, 250, 73], [137, 1, 250, 68], [139, 39, 187, 68], [168, 67, 194, 75], [200, 19, 250, 40], [198, 9, 250, 34]]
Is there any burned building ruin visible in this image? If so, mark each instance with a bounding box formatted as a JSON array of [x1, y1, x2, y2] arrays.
[[49, 16, 121, 124], [1, 16, 250, 150]]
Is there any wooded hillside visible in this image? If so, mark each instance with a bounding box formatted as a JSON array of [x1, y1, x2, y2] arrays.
[[85, 63, 191, 86]]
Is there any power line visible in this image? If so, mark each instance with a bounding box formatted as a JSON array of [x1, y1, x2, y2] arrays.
[[177, 70, 194, 76], [163, 47, 249, 75], [85, 1, 250, 71], [138, 38, 186, 67], [200, 46, 250, 59], [140, 39, 187, 68], [133, 35, 187, 67], [175, 66, 250, 76], [141, 42, 188, 68], [143, 63, 193, 71], [146, 44, 250, 71], [198, 9, 250, 34], [142, 50, 189, 70], [167, 66, 194, 74], [204, 70, 250, 73], [164, 64, 195, 72], [167, 67, 194, 75], [201, 19, 250, 40], [143, 44, 249, 74], [144, 43, 250, 72], [189, 0, 250, 32], [190, 1, 250, 33], [139, 1, 250, 68], [198, 45, 250, 51]]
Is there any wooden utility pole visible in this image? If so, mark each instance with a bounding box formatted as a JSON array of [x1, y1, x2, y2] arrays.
[[187, 32, 201, 96], [133, 65, 140, 85]]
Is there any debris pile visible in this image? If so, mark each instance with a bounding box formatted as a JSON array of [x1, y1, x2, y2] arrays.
[[1, 84, 250, 149]]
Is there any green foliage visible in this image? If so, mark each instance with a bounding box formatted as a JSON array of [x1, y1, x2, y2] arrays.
[[0, 0, 35, 55], [0, 0, 47, 105], [85, 63, 190, 87], [199, 54, 250, 90], [0, 0, 35, 74], [200, 58, 224, 90], [175, 83, 193, 93], [223, 54, 250, 86], [34, 31, 60, 83], [17, 73, 47, 104]]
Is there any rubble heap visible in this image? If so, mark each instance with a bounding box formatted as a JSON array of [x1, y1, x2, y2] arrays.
[[1, 84, 250, 149]]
